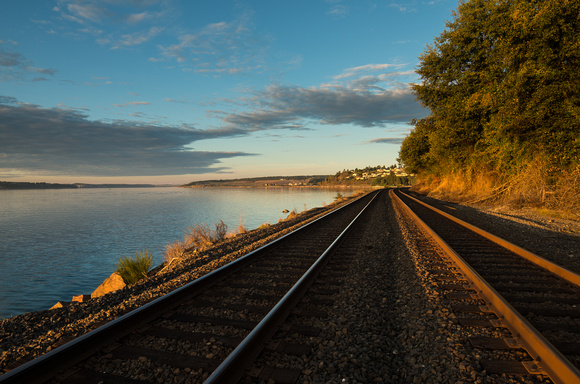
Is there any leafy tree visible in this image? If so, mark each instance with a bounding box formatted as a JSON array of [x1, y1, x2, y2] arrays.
[[401, 0, 580, 177]]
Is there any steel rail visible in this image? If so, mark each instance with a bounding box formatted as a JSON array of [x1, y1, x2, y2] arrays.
[[399, 190, 580, 287], [0, 191, 376, 384], [204, 190, 381, 384], [390, 189, 580, 384]]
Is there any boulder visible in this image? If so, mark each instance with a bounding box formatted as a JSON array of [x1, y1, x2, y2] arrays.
[[72, 294, 91, 302], [91, 272, 126, 298]]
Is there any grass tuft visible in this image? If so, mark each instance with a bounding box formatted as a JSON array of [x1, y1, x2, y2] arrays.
[[116, 250, 154, 285], [184, 220, 229, 252], [237, 217, 248, 234], [163, 240, 186, 262]]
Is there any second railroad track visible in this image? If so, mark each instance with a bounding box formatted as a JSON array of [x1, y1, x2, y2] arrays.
[[392, 188, 580, 384]]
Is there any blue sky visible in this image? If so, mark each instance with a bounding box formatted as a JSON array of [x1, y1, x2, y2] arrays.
[[1, 0, 457, 185]]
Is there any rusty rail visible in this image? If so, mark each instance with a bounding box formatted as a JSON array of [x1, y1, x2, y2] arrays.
[[399, 190, 580, 287], [391, 189, 580, 384]]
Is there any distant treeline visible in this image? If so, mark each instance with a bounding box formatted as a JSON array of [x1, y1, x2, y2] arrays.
[[0, 181, 77, 190], [184, 166, 416, 188], [183, 175, 327, 187], [0, 181, 161, 190]]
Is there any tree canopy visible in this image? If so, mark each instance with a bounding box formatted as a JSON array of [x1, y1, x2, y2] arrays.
[[400, 0, 580, 179]]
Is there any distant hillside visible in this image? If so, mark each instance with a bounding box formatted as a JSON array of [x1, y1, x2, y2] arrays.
[[0, 181, 162, 190], [182, 175, 328, 188], [323, 165, 415, 187], [183, 166, 416, 188], [0, 181, 77, 190]]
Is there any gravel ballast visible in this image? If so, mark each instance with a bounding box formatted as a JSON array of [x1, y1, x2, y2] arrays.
[[1, 189, 578, 383]]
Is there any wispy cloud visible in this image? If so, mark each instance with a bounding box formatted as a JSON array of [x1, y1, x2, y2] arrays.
[[0, 41, 57, 82], [327, 4, 349, 18], [333, 64, 406, 80], [156, 9, 272, 75], [111, 26, 163, 49], [364, 137, 405, 144], [114, 101, 153, 107], [388, 1, 420, 13], [53, 0, 169, 49], [0, 97, 253, 177], [54, 0, 168, 25]]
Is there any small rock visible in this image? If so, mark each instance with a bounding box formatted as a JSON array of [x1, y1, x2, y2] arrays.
[[50, 301, 71, 310], [72, 294, 91, 302]]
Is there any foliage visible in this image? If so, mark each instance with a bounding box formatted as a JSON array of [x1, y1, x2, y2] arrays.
[[116, 250, 154, 285], [371, 171, 416, 187], [400, 0, 580, 208]]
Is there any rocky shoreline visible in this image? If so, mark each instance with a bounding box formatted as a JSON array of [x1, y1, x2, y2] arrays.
[[1, 190, 578, 382], [0, 196, 357, 373]]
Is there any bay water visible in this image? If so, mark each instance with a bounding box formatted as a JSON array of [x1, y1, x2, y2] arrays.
[[0, 187, 350, 320]]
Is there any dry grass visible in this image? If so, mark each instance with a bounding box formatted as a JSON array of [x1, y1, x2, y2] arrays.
[[184, 220, 228, 250], [535, 208, 579, 221], [163, 240, 187, 262], [163, 220, 230, 262], [413, 162, 580, 217], [237, 217, 248, 234]]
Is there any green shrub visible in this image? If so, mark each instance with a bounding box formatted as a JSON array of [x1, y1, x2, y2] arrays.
[[116, 250, 154, 285]]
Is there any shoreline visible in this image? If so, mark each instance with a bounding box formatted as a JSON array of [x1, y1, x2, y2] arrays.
[[0, 194, 362, 372]]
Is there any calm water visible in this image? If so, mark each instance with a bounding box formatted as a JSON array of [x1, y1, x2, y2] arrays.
[[0, 187, 350, 319]]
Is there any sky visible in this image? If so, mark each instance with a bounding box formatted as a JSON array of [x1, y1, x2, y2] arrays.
[[1, 0, 458, 185]]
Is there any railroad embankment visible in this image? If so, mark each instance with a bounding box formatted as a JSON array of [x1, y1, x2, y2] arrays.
[[0, 194, 358, 373], [1, 190, 578, 382]]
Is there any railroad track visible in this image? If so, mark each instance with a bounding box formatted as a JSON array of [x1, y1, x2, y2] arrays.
[[0, 190, 382, 384], [391, 189, 580, 384]]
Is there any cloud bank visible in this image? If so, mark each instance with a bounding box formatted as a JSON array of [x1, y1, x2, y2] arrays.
[[0, 97, 252, 177], [219, 64, 427, 130]]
